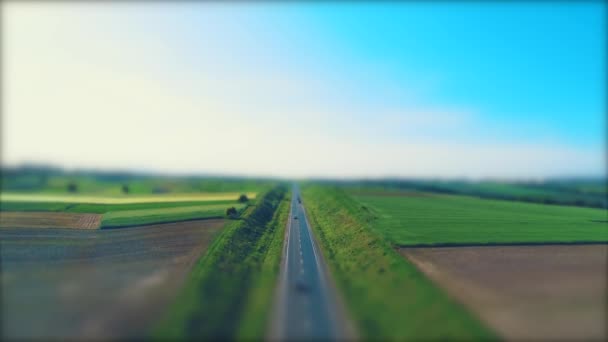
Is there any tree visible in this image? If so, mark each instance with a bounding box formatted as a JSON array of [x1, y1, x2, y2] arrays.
[[67, 182, 78, 193], [238, 194, 249, 203], [122, 184, 129, 194], [226, 206, 238, 218]]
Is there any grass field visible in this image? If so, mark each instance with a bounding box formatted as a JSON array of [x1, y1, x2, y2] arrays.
[[301, 185, 494, 340], [100, 203, 247, 228], [353, 191, 608, 246], [1, 219, 225, 340], [155, 186, 288, 340]]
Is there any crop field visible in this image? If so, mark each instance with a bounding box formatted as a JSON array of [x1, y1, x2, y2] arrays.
[[100, 203, 247, 228], [352, 191, 608, 245], [0, 212, 102, 229], [400, 244, 608, 340], [0, 219, 225, 340]]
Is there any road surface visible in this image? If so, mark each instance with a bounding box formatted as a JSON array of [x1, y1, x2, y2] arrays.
[[269, 185, 353, 340]]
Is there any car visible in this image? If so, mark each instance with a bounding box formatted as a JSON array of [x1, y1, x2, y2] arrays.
[[294, 215, 298, 220], [295, 278, 310, 293]]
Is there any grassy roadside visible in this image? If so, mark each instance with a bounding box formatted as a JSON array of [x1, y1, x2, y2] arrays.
[[153, 185, 287, 340], [236, 190, 290, 339], [301, 185, 496, 340]]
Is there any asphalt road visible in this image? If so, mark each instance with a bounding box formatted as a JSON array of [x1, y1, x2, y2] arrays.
[[270, 186, 352, 340]]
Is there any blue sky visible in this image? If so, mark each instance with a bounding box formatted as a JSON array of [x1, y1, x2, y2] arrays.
[[3, 2, 605, 178]]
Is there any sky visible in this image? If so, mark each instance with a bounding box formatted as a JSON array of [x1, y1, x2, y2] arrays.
[[2, 2, 605, 179]]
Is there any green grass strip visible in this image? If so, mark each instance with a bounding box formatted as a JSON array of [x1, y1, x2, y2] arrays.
[[236, 191, 290, 339]]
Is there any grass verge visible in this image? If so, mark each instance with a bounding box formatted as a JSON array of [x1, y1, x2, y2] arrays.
[[302, 185, 496, 340], [153, 185, 287, 340], [236, 190, 290, 339]]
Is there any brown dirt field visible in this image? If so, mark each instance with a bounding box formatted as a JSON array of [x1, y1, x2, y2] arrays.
[[1, 219, 225, 340], [400, 244, 608, 341], [0, 211, 102, 229]]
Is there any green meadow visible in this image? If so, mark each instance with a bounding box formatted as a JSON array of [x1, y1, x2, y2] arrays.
[[352, 192, 608, 246]]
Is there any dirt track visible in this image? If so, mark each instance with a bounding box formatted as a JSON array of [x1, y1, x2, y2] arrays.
[[1, 219, 225, 339], [400, 244, 608, 341]]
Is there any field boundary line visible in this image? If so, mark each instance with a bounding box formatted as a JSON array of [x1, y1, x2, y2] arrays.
[[398, 241, 608, 248], [266, 190, 293, 341], [100, 216, 225, 229]]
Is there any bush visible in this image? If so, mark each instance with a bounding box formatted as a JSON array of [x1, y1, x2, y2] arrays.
[[67, 182, 78, 193], [238, 194, 249, 203], [122, 184, 129, 194], [226, 206, 238, 218]]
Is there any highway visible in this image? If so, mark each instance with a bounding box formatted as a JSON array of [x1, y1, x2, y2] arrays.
[[270, 185, 352, 340]]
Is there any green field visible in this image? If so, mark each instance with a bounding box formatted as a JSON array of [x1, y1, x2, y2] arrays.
[[302, 185, 494, 340], [341, 178, 607, 208], [353, 191, 608, 246], [100, 203, 248, 228]]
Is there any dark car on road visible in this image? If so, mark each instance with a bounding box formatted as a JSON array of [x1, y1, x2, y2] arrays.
[[295, 278, 310, 293]]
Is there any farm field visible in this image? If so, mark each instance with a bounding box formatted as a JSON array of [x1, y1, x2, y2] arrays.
[[1, 191, 252, 229], [100, 203, 247, 228], [0, 212, 102, 229], [352, 191, 608, 245], [400, 245, 608, 340], [0, 219, 225, 340]]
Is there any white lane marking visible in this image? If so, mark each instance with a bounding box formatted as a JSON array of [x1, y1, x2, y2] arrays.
[[300, 201, 340, 332], [270, 193, 295, 340]]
